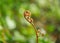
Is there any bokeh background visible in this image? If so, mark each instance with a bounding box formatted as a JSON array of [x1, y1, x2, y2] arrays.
[[0, 0, 60, 43]]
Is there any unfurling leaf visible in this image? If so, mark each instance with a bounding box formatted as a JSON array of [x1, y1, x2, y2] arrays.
[[24, 10, 33, 23]]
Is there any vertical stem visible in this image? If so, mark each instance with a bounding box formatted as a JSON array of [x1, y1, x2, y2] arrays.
[[31, 23, 38, 43], [2, 30, 6, 43], [36, 31, 38, 43]]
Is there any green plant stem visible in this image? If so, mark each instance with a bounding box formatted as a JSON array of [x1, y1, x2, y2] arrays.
[[2, 30, 6, 43], [31, 23, 38, 43]]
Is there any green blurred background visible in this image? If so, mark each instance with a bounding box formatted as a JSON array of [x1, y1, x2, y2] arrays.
[[0, 0, 60, 43]]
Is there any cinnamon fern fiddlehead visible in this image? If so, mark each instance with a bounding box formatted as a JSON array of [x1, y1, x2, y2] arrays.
[[24, 10, 38, 43]]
